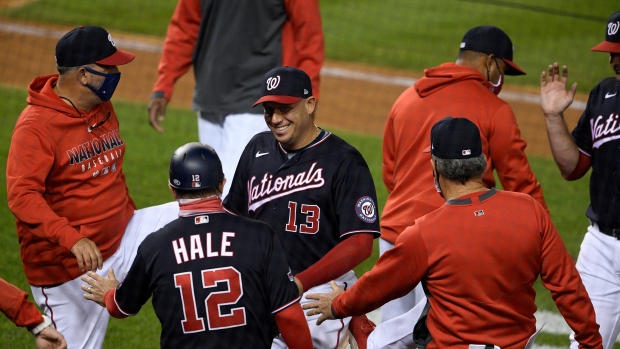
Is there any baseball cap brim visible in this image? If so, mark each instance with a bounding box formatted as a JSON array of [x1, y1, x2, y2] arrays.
[[591, 41, 620, 53], [96, 49, 135, 66], [502, 58, 526, 76], [252, 95, 303, 107]]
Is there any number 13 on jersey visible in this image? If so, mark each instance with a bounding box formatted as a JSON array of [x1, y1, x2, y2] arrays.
[[286, 201, 320, 234]]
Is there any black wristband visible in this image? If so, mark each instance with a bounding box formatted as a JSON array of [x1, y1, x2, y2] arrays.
[[330, 304, 342, 319], [151, 91, 165, 99]]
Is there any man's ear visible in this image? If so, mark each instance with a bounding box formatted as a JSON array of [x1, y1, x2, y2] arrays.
[[305, 96, 317, 115], [218, 178, 226, 195], [77, 66, 89, 85]]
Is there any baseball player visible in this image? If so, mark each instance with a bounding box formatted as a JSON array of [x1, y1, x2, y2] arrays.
[[223, 66, 381, 348], [148, 0, 324, 198], [303, 117, 603, 349], [540, 10, 620, 349], [1, 277, 67, 348], [82, 143, 312, 349], [6, 26, 179, 349]]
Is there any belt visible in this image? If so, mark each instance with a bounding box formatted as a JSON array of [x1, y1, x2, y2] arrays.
[[599, 226, 620, 240]]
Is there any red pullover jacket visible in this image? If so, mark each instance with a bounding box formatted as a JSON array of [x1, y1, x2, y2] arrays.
[[0, 278, 43, 330], [7, 75, 135, 286], [381, 63, 547, 244]]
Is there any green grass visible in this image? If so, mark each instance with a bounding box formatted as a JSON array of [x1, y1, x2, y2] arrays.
[[0, 0, 613, 91]]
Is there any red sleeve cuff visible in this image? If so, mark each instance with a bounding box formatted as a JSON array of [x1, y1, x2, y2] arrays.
[[104, 288, 128, 319]]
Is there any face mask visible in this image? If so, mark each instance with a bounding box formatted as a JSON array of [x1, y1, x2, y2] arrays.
[[84, 66, 121, 101], [485, 58, 504, 95], [433, 169, 444, 198]]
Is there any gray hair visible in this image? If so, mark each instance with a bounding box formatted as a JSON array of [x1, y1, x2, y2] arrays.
[[56, 65, 78, 75], [432, 154, 486, 184]]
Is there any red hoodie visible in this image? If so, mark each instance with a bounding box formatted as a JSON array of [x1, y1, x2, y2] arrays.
[[381, 63, 547, 244], [6, 75, 135, 286], [0, 277, 43, 330]]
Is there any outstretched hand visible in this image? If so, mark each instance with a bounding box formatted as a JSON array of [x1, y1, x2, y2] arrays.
[[302, 281, 344, 325], [540, 62, 578, 117], [81, 268, 119, 307]]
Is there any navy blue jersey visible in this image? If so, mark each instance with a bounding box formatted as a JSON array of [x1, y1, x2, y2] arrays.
[[223, 130, 381, 274], [572, 77, 620, 228], [112, 211, 299, 348]]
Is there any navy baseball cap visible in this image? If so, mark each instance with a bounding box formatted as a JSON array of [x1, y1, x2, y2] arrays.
[[459, 26, 526, 75], [591, 11, 620, 53], [56, 26, 135, 67], [424, 117, 482, 160], [253, 66, 313, 107]]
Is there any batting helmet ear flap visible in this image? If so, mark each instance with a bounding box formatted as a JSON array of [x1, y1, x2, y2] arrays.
[[168, 142, 224, 190]]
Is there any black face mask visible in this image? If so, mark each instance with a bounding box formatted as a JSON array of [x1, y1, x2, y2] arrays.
[[83, 66, 121, 101], [432, 167, 444, 199]]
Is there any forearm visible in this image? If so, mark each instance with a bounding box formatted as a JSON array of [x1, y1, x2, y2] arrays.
[[153, 0, 201, 98], [104, 289, 129, 319], [295, 234, 373, 291], [544, 113, 580, 178], [0, 278, 43, 329], [274, 303, 313, 349], [282, 0, 324, 100]]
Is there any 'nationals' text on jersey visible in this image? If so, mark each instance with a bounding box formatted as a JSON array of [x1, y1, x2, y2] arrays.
[[224, 130, 381, 274]]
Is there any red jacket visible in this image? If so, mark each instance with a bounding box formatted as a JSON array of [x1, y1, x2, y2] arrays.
[[381, 63, 547, 243], [0, 278, 42, 330], [335, 190, 601, 349], [6, 75, 135, 286]]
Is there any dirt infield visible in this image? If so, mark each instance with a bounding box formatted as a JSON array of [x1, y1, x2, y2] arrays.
[[0, 20, 587, 158]]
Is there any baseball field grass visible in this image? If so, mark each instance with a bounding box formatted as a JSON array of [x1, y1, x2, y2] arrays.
[[1, 0, 612, 90], [0, 0, 616, 347]]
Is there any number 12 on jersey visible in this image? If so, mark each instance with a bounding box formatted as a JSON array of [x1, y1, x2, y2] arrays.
[[174, 267, 247, 333]]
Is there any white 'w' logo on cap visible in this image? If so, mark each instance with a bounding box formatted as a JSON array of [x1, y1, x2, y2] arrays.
[[266, 76, 280, 90], [609, 21, 620, 35]]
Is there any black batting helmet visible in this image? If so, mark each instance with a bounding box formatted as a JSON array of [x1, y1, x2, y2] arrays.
[[169, 142, 224, 190]]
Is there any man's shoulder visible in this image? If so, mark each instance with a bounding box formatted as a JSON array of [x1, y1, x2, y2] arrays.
[[246, 131, 275, 148], [314, 133, 369, 167], [589, 77, 619, 96], [142, 213, 275, 244]]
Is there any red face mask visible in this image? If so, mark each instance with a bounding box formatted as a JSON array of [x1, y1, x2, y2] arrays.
[[485, 58, 504, 95]]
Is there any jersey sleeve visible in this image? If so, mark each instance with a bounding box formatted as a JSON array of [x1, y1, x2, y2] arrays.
[[382, 109, 397, 193], [334, 158, 381, 238], [7, 122, 84, 251], [571, 92, 594, 156], [152, 0, 202, 100], [536, 199, 602, 347], [109, 248, 153, 317], [332, 224, 428, 317], [0, 278, 43, 329], [223, 141, 253, 216], [282, 0, 324, 101], [487, 103, 548, 211], [265, 231, 300, 314]]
